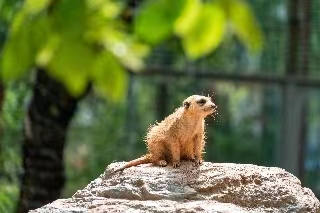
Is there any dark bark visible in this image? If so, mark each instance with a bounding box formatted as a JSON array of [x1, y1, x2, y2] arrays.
[[16, 70, 88, 213]]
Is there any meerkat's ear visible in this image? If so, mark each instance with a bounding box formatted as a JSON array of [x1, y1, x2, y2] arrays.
[[183, 101, 190, 109]]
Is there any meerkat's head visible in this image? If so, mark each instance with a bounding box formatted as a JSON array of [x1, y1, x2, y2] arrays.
[[182, 95, 216, 117]]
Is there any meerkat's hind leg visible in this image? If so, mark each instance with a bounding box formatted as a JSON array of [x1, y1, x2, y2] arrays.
[[149, 141, 168, 167], [152, 157, 168, 167], [182, 140, 195, 162]]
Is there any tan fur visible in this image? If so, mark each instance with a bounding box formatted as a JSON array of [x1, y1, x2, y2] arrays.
[[113, 95, 216, 173]]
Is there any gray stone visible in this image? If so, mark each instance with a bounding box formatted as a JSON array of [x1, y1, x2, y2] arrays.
[[30, 162, 320, 213]]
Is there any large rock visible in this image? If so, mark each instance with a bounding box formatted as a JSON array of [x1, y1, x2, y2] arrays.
[[31, 162, 320, 213]]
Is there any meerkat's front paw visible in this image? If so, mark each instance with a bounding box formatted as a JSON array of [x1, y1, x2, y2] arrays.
[[158, 160, 168, 167], [188, 157, 196, 162], [172, 161, 181, 168], [192, 158, 203, 167]]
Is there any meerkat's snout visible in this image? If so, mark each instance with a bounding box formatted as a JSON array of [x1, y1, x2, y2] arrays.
[[202, 98, 216, 115], [205, 103, 216, 114]]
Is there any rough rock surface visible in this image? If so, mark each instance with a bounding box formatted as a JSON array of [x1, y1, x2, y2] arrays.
[[31, 162, 320, 213]]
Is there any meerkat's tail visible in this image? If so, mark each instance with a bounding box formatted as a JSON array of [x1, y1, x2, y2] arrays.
[[112, 154, 152, 173]]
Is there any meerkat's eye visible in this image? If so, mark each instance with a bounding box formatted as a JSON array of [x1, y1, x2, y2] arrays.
[[196, 98, 206, 105]]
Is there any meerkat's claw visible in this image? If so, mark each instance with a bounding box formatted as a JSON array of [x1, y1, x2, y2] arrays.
[[192, 159, 203, 167], [173, 162, 181, 168], [189, 157, 196, 162], [158, 160, 168, 167]]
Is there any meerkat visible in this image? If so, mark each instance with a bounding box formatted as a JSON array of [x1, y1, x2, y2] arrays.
[[113, 95, 216, 173]]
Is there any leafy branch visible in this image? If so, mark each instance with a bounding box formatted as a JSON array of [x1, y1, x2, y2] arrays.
[[0, 0, 263, 100]]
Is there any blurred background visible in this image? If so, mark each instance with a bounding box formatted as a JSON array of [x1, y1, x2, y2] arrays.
[[1, 0, 320, 212]]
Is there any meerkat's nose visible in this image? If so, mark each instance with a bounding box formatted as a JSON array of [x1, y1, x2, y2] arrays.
[[210, 103, 216, 109]]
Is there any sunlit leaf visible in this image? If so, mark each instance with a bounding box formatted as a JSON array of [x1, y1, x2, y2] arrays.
[[135, 0, 186, 44], [85, 7, 113, 43], [174, 0, 201, 36], [0, 0, 22, 24], [25, 0, 51, 14], [101, 28, 149, 71], [0, 14, 33, 81], [29, 15, 51, 62], [228, 0, 263, 53], [87, 0, 123, 19], [0, 0, 264, 102], [51, 0, 86, 37], [47, 40, 93, 96], [0, 12, 49, 81], [181, 3, 226, 59], [116, 41, 149, 71], [36, 35, 59, 67], [107, 39, 149, 71], [91, 52, 127, 101], [41, 0, 91, 96]]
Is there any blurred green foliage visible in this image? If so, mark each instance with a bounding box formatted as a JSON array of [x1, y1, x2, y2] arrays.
[[0, 0, 22, 26], [0, 81, 28, 212], [0, 182, 18, 213], [3, 0, 319, 211], [0, 0, 262, 100], [0, 0, 262, 210]]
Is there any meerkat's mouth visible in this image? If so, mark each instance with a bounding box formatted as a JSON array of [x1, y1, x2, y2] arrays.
[[204, 105, 217, 115], [204, 108, 215, 113]]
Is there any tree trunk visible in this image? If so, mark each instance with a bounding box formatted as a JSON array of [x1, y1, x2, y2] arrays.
[[16, 70, 87, 213]]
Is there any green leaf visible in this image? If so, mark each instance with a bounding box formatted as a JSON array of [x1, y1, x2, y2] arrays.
[[134, 0, 186, 44], [47, 40, 93, 97], [174, 0, 201, 36], [0, 14, 33, 81], [25, 0, 51, 14], [86, 0, 123, 19], [0, 12, 50, 81], [228, 0, 263, 53], [43, 0, 92, 96], [103, 34, 150, 71], [113, 41, 149, 71], [91, 52, 127, 101], [36, 35, 59, 67], [51, 0, 86, 37], [181, 3, 226, 59], [0, 0, 22, 24]]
